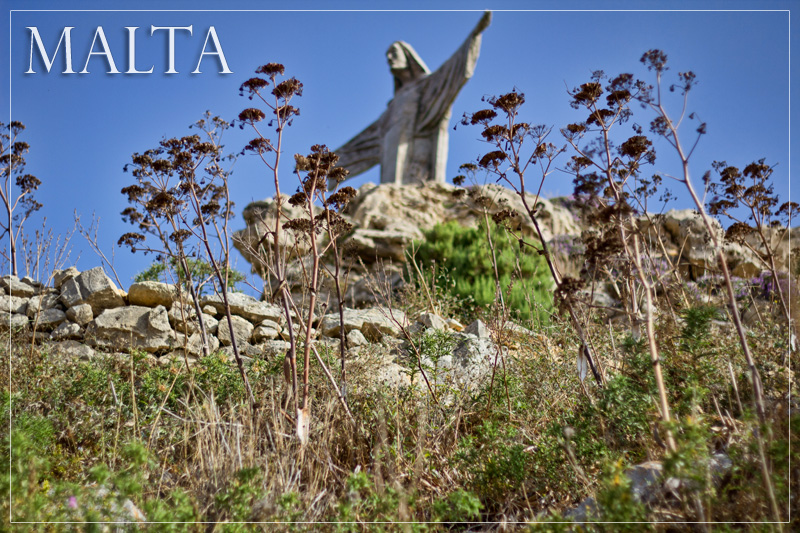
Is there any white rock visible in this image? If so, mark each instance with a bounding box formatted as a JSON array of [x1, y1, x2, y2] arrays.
[[66, 303, 93, 326], [86, 305, 176, 353]]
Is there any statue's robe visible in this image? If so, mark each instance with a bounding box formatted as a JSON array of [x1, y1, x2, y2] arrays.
[[334, 31, 484, 185]]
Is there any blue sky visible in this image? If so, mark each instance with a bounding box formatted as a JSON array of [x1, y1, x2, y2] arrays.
[[1, 0, 795, 291]]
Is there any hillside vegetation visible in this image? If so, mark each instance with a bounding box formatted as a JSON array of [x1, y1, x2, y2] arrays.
[[1, 51, 798, 530]]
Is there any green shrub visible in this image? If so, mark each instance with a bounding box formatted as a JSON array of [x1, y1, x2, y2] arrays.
[[455, 420, 529, 508], [410, 220, 553, 323], [432, 488, 483, 524], [136, 256, 245, 295], [591, 459, 651, 530]]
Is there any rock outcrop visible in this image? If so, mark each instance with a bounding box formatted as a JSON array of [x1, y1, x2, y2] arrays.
[[234, 181, 581, 308]]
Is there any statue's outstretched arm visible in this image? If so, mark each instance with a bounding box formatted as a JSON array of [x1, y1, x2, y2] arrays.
[[332, 116, 382, 184], [416, 11, 492, 131]]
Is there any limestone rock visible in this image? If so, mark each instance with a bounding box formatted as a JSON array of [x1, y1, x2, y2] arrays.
[[172, 332, 220, 357], [49, 340, 97, 360], [168, 302, 218, 336], [346, 329, 369, 347], [417, 312, 447, 331], [465, 319, 491, 339], [86, 305, 176, 353], [217, 315, 255, 346], [0, 313, 29, 331], [53, 266, 80, 290], [424, 336, 497, 391], [0, 275, 37, 298], [60, 267, 125, 315], [446, 318, 464, 331], [26, 293, 61, 318], [128, 281, 181, 308], [66, 303, 93, 326], [257, 340, 291, 357], [50, 321, 82, 341], [201, 292, 283, 325], [0, 294, 28, 315], [31, 308, 66, 331], [318, 307, 405, 341], [233, 195, 316, 276], [253, 320, 281, 343]]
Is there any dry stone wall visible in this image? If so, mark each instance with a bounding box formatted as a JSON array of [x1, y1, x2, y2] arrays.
[[1, 267, 503, 391]]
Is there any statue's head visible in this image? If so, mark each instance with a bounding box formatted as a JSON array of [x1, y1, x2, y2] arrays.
[[386, 41, 430, 92]]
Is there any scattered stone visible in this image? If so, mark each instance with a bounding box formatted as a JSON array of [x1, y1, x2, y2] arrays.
[[66, 303, 93, 326], [217, 314, 255, 346], [465, 319, 491, 339], [49, 340, 97, 360], [346, 329, 369, 347], [202, 304, 218, 316], [375, 361, 413, 389], [417, 312, 447, 331], [446, 318, 464, 331], [128, 281, 182, 308], [59, 267, 125, 315], [424, 336, 498, 391], [86, 305, 176, 353]]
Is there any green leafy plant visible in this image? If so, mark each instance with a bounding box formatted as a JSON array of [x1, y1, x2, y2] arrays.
[[412, 220, 553, 323]]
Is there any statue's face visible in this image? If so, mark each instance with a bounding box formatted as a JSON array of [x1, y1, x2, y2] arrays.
[[386, 43, 408, 71]]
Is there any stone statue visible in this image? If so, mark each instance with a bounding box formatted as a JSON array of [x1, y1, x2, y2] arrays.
[[334, 11, 491, 186]]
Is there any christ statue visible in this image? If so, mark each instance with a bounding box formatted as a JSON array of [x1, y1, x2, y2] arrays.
[[333, 12, 492, 186]]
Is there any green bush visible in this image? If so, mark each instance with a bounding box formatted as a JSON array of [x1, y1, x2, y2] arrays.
[[411, 220, 553, 323], [135, 256, 245, 295]]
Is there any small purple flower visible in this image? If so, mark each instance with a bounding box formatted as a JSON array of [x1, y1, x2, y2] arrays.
[[68, 496, 77, 509]]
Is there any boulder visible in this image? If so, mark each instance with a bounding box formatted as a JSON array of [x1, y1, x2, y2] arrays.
[[234, 182, 583, 299], [217, 315, 255, 347], [423, 336, 498, 391], [86, 305, 176, 353], [127, 281, 182, 308], [60, 267, 125, 315]]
